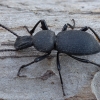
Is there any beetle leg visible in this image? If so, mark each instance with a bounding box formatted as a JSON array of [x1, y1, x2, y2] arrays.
[[24, 20, 49, 35], [0, 49, 17, 52], [62, 24, 67, 31], [17, 52, 51, 77], [67, 19, 75, 29], [80, 26, 100, 42], [57, 52, 66, 96], [62, 19, 75, 31], [40, 20, 48, 30], [67, 54, 100, 68]]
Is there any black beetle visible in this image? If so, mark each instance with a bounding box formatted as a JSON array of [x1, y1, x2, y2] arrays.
[[0, 19, 100, 96]]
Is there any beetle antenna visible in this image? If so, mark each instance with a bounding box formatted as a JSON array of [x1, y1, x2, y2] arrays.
[[29, 20, 41, 35], [0, 24, 19, 37]]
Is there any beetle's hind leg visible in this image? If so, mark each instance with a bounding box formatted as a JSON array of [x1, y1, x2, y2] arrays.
[[62, 19, 75, 31], [80, 26, 100, 42], [67, 54, 100, 68], [24, 20, 49, 35]]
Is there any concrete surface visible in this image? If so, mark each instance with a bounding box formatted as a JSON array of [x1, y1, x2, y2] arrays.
[[0, 0, 100, 100], [91, 72, 100, 100]]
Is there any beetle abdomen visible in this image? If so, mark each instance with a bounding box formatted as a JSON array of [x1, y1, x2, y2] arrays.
[[33, 30, 55, 53], [56, 30, 100, 55]]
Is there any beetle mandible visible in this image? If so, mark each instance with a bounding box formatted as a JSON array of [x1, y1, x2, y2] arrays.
[[0, 19, 100, 96]]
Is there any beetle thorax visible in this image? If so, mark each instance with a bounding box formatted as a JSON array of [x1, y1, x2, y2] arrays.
[[32, 30, 55, 53]]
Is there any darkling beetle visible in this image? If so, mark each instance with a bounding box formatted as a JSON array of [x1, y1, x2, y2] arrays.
[[0, 19, 100, 96]]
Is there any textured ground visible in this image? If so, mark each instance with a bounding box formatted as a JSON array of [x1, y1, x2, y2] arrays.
[[0, 0, 100, 100]]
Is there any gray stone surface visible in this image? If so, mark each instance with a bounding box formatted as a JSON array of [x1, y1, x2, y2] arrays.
[[91, 72, 100, 100], [0, 0, 100, 100]]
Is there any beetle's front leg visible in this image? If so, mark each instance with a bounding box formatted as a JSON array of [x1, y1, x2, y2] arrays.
[[17, 52, 51, 77], [0, 49, 17, 52]]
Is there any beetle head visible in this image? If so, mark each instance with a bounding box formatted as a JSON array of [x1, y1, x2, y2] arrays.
[[14, 36, 33, 50]]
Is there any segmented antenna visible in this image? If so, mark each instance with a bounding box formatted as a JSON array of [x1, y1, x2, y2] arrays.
[[0, 24, 19, 37], [29, 20, 41, 35]]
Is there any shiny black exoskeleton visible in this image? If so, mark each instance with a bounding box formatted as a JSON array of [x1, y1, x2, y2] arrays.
[[0, 19, 100, 96]]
